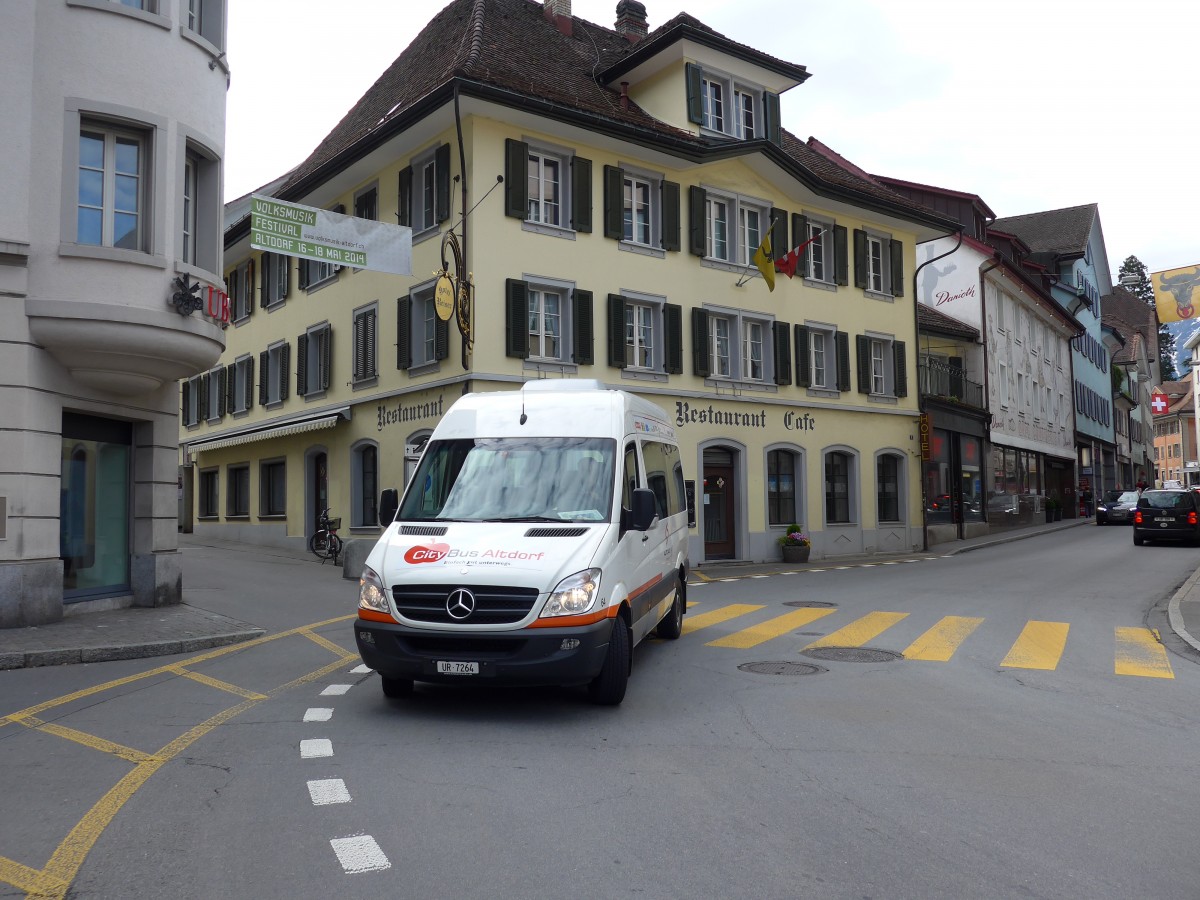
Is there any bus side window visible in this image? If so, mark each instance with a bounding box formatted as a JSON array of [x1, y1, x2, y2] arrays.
[[622, 443, 639, 512]]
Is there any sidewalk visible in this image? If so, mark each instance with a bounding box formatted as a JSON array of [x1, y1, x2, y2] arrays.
[[3, 520, 1198, 669]]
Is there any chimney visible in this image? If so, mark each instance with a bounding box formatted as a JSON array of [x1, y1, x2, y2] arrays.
[[615, 0, 648, 42], [544, 0, 572, 37]]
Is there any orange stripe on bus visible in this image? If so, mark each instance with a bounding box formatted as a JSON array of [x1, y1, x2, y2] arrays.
[[357, 609, 397, 624], [527, 605, 619, 628]]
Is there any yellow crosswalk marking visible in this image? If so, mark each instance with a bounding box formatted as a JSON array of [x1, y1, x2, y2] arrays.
[[803, 611, 908, 648], [1001, 621, 1069, 670], [681, 603, 763, 635], [707, 606, 836, 649], [1114, 627, 1174, 679], [903, 616, 984, 661]]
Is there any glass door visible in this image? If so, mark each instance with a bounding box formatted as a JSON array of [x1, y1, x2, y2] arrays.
[[61, 414, 131, 599]]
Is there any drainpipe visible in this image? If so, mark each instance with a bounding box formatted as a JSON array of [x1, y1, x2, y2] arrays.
[[912, 229, 963, 552], [453, 83, 469, 368]]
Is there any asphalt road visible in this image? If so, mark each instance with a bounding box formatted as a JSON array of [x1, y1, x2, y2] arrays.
[[2, 526, 1199, 899]]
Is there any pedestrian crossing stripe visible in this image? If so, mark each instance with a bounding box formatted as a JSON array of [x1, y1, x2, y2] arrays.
[[675, 603, 1174, 679]]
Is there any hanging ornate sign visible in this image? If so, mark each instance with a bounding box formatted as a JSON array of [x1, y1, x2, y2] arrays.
[[437, 229, 473, 367]]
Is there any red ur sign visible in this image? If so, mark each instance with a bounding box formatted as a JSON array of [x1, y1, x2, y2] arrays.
[[1151, 392, 1169, 415]]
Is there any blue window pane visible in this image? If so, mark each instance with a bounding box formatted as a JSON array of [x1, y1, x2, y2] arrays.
[[113, 213, 138, 249], [79, 133, 104, 169], [115, 174, 138, 213], [77, 208, 102, 244], [115, 138, 140, 175], [78, 169, 103, 207]]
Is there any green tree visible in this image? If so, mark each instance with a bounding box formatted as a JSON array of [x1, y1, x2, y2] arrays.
[[1119, 254, 1176, 380]]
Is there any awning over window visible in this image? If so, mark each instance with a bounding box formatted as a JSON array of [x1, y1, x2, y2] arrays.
[[186, 408, 349, 455]]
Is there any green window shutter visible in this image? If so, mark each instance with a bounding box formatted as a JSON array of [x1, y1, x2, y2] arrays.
[[180, 381, 189, 425], [223, 364, 233, 415], [833, 225, 848, 286], [259, 254, 269, 308], [792, 214, 809, 271], [246, 258, 255, 314], [794, 325, 810, 387], [319, 325, 331, 392], [572, 289, 594, 365], [856, 334, 871, 394], [397, 166, 412, 227], [685, 63, 703, 125], [571, 156, 592, 233], [764, 92, 782, 146], [296, 333, 307, 397], [688, 185, 707, 256], [894, 340, 908, 397], [603, 165, 624, 240], [435, 315, 449, 361], [297, 257, 310, 290], [282, 255, 290, 298], [664, 303, 682, 374], [890, 238, 905, 297], [853, 229, 868, 289], [504, 139, 528, 219], [661, 180, 681, 252], [607, 293, 627, 368], [245, 357, 255, 410], [770, 207, 787, 261], [773, 321, 791, 385], [353, 312, 365, 380], [435, 143, 451, 223], [692, 307, 711, 377], [397, 296, 412, 369], [836, 332, 850, 392], [199, 373, 209, 420], [279, 343, 290, 400], [505, 279, 529, 359], [258, 352, 269, 406]]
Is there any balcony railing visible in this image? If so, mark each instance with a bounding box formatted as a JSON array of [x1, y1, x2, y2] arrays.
[[919, 358, 984, 408]]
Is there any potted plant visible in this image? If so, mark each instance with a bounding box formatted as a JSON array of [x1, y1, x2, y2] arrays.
[[778, 525, 811, 564], [1044, 497, 1059, 523]]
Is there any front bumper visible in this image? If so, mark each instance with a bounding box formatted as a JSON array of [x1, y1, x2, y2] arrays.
[[354, 615, 614, 687]]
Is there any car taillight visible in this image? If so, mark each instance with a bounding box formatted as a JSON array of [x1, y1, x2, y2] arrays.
[[1135, 510, 1143, 524], [1189, 511, 1198, 526]]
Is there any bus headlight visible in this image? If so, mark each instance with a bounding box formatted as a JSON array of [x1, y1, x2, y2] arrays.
[[358, 566, 389, 613], [541, 568, 602, 617]]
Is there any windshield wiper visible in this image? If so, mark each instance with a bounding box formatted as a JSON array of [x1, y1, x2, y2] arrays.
[[491, 515, 563, 523]]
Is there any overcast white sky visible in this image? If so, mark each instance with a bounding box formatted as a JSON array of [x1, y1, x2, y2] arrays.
[[225, 0, 1198, 276]]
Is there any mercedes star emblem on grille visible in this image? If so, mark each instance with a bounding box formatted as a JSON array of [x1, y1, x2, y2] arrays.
[[446, 588, 476, 620]]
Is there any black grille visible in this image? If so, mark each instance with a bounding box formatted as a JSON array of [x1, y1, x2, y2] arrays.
[[391, 583, 540, 624], [399, 636, 527, 659], [401, 525, 448, 536], [525, 527, 589, 538]]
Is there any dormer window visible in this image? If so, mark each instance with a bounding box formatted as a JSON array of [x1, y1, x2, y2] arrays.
[[686, 63, 780, 144]]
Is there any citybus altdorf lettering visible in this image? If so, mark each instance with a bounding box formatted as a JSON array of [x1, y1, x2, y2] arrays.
[[377, 394, 445, 431]]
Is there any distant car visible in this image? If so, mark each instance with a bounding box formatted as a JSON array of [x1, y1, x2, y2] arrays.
[[1133, 489, 1200, 546], [1096, 491, 1140, 525]]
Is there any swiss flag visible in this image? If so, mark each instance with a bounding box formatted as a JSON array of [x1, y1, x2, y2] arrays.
[[1151, 391, 1169, 415]]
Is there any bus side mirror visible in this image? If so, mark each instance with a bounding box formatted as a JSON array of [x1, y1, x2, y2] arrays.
[[378, 489, 399, 527], [629, 488, 658, 531]]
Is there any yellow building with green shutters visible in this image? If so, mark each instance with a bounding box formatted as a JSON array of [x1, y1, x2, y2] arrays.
[[182, 0, 959, 564]]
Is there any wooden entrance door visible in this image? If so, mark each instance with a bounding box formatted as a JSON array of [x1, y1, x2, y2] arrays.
[[703, 463, 736, 559], [312, 452, 328, 533]]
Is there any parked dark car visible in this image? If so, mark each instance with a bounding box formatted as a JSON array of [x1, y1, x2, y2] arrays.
[[1133, 489, 1200, 545], [1097, 491, 1140, 525]]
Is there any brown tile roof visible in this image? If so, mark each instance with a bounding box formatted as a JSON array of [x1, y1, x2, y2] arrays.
[[990, 204, 1098, 258], [267, 0, 955, 233], [917, 303, 980, 341]]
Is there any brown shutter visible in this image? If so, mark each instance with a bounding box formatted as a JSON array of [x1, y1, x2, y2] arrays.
[[890, 238, 905, 297], [661, 180, 680, 252], [245, 357, 255, 410], [397, 296, 412, 369], [572, 289, 594, 365], [279, 342, 290, 400], [258, 352, 269, 406], [856, 334, 871, 393], [835, 332, 850, 391], [607, 293, 627, 368], [792, 214, 808, 272], [853, 229, 868, 289], [770, 208, 787, 262], [794, 325, 810, 387], [773, 321, 791, 385], [685, 63, 703, 124], [505, 279, 529, 358], [894, 340, 907, 397], [603, 165, 624, 240], [692, 307, 710, 377], [664, 303, 682, 374], [571, 156, 592, 233], [764, 92, 781, 146], [833, 225, 848, 286], [688, 186, 707, 256], [504, 139, 528, 219], [296, 333, 307, 397]]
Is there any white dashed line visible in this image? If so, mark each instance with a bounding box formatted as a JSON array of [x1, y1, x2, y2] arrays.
[[304, 708, 333, 722], [331, 834, 391, 874], [750, 574, 769, 579], [349, 664, 371, 674], [321, 684, 352, 696], [307, 779, 352, 806], [300, 739, 333, 759]]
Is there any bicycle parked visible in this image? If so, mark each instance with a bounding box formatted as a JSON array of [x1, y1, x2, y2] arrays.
[[308, 508, 343, 564]]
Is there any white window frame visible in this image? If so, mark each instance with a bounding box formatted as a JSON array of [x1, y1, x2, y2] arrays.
[[623, 172, 654, 246], [528, 285, 565, 361], [183, 375, 202, 427], [230, 355, 252, 415], [804, 217, 834, 283], [707, 306, 774, 384], [870, 338, 887, 395], [700, 67, 764, 141], [263, 252, 288, 306], [527, 149, 564, 228], [626, 301, 656, 370], [183, 0, 227, 56], [182, 154, 197, 265], [228, 260, 251, 323], [266, 341, 286, 406], [734, 89, 756, 139], [414, 148, 439, 235], [205, 366, 224, 422], [866, 233, 885, 294], [78, 120, 147, 252], [809, 323, 837, 390], [301, 323, 330, 397], [705, 189, 770, 266], [701, 74, 726, 133]]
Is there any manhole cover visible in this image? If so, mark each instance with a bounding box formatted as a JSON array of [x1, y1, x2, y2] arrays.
[[783, 600, 836, 609], [802, 647, 903, 663], [738, 661, 826, 677]]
